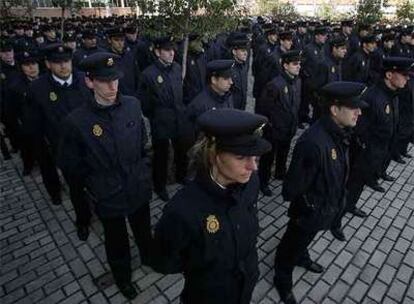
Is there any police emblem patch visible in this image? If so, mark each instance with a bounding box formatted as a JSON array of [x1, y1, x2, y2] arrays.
[[92, 124, 103, 137], [284, 86, 288, 94], [331, 66, 336, 73], [362, 61, 365, 67], [314, 50, 318, 55], [191, 60, 195, 66], [157, 75, 163, 84], [206, 215, 220, 234], [107, 58, 114, 66], [49, 92, 58, 102], [331, 148, 337, 160], [58, 46, 64, 53], [0, 73, 6, 80], [385, 104, 390, 114]]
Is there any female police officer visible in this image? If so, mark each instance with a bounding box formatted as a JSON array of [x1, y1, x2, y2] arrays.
[[57, 52, 152, 300], [154, 108, 271, 304]]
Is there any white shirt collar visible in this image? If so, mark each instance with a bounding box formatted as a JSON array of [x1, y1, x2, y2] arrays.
[[52, 73, 73, 86]]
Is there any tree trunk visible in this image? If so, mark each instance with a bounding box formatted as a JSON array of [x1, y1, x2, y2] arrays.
[[181, 16, 190, 81], [60, 7, 65, 40]]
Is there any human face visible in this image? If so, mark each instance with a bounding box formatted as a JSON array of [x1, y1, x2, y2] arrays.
[[45, 30, 56, 40], [401, 34, 412, 44], [267, 33, 278, 44], [85, 77, 119, 104], [342, 26, 352, 36], [386, 71, 410, 90], [35, 36, 44, 44], [0, 50, 14, 65], [125, 32, 137, 42], [332, 45, 347, 59], [155, 48, 175, 65], [212, 152, 258, 185], [363, 41, 377, 53], [315, 33, 328, 44], [331, 105, 362, 128], [298, 27, 307, 34], [283, 61, 301, 76], [383, 40, 394, 50], [21, 62, 39, 80], [15, 28, 24, 36], [25, 29, 33, 37], [83, 37, 97, 48], [210, 75, 233, 95], [109, 36, 125, 54], [46, 59, 72, 79], [232, 48, 248, 63], [65, 41, 77, 51], [280, 39, 292, 51]]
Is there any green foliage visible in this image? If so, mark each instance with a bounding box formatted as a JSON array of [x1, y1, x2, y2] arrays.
[[396, 0, 414, 22], [356, 0, 388, 24], [257, 0, 299, 21]]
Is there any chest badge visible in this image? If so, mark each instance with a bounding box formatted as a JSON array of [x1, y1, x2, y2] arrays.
[[49, 92, 58, 102], [92, 124, 103, 137], [191, 59, 195, 66], [331, 148, 337, 160], [331, 66, 336, 73], [385, 104, 390, 114], [206, 215, 220, 234], [314, 50, 318, 55], [157, 75, 163, 84], [284, 86, 288, 94], [361, 61, 365, 67], [0, 73, 6, 80]]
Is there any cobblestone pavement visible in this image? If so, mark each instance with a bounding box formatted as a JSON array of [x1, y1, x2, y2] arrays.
[[2, 135, 414, 304]]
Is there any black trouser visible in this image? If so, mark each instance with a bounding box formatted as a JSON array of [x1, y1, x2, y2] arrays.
[[152, 137, 191, 192], [63, 175, 91, 228], [100, 203, 153, 287], [274, 220, 317, 290], [36, 141, 61, 200], [258, 139, 291, 186]]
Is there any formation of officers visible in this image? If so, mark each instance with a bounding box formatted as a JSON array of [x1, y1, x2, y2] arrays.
[[1, 14, 414, 304]]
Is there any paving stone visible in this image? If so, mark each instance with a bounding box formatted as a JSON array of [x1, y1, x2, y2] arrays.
[[349, 280, 369, 303], [367, 280, 388, 303], [308, 279, 330, 303]]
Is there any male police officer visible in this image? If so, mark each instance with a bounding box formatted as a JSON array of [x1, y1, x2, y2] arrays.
[[256, 50, 302, 196], [24, 43, 91, 240], [138, 36, 192, 201], [273, 82, 367, 304], [58, 52, 153, 300]]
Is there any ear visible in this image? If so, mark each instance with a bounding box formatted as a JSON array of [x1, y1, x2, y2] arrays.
[[84, 76, 94, 90], [154, 48, 161, 57], [330, 104, 339, 117], [232, 48, 237, 57], [45, 60, 51, 69], [385, 71, 393, 80]]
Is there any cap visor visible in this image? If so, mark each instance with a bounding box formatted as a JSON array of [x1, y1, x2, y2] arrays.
[[93, 70, 124, 81], [222, 138, 272, 156]]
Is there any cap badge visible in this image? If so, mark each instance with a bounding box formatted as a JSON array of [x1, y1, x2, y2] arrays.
[[362, 61, 365, 67], [83, 54, 87, 58], [267, 48, 271, 54], [331, 66, 336, 73], [255, 123, 266, 136], [92, 124, 103, 137], [284, 86, 288, 94], [157, 75, 163, 84], [107, 58, 114, 66], [58, 46, 64, 53], [191, 60, 195, 66], [24, 52, 29, 57], [385, 104, 390, 114], [331, 148, 337, 160], [314, 50, 318, 55], [49, 92, 58, 102], [206, 215, 220, 234]]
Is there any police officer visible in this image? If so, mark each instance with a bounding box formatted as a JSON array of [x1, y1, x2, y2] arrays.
[[273, 82, 367, 304], [229, 33, 250, 110], [138, 36, 192, 201], [392, 27, 413, 58], [343, 34, 377, 84], [187, 59, 234, 129], [24, 43, 92, 240], [6, 50, 41, 174], [154, 108, 271, 304], [73, 29, 105, 68], [256, 50, 302, 196], [343, 58, 414, 229], [58, 52, 153, 300], [183, 34, 207, 105]]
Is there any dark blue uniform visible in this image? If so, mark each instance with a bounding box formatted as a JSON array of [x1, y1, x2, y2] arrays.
[[109, 48, 140, 96], [231, 60, 249, 110], [183, 51, 207, 105], [343, 49, 373, 84], [73, 45, 105, 67]]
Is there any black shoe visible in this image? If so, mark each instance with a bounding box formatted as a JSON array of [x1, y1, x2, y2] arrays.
[[261, 186, 273, 196], [51, 195, 62, 205], [296, 259, 324, 273], [274, 278, 297, 304], [401, 152, 412, 158], [119, 283, 138, 300], [331, 228, 346, 241], [156, 189, 169, 202], [367, 183, 385, 193], [77, 225, 89, 241], [348, 207, 367, 218], [393, 156, 406, 164], [381, 173, 395, 182]]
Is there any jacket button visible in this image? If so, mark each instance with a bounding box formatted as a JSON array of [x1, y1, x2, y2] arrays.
[[236, 224, 240, 230]]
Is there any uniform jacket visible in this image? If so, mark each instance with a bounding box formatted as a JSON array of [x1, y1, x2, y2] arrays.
[[391, 41, 413, 58], [138, 60, 191, 140], [256, 71, 301, 141], [231, 60, 249, 110], [57, 94, 151, 218], [183, 51, 207, 105], [109, 47, 141, 96], [343, 49, 373, 84], [24, 71, 91, 151], [154, 170, 261, 304], [283, 116, 349, 231], [73, 45, 106, 67]]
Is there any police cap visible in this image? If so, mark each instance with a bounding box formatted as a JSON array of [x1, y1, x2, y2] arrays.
[[330, 36, 347, 48], [320, 81, 368, 109], [79, 52, 123, 80], [383, 57, 414, 74], [314, 26, 328, 35], [16, 50, 38, 64], [0, 40, 13, 52], [63, 32, 76, 42], [227, 32, 250, 49], [278, 31, 293, 41], [206, 59, 234, 79], [360, 34, 377, 44], [382, 33, 394, 42], [82, 29, 96, 39], [341, 20, 353, 27], [197, 109, 271, 156], [263, 23, 277, 35], [281, 50, 302, 64], [43, 43, 73, 62], [153, 36, 175, 50], [106, 27, 124, 38]]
